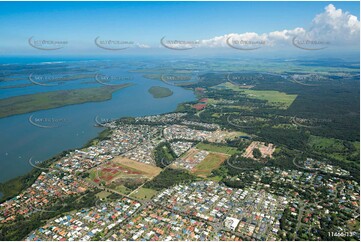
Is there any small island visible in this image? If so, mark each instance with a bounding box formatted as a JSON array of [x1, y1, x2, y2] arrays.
[[148, 86, 173, 98]]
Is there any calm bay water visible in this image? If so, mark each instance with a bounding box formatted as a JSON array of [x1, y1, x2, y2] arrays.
[[0, 58, 196, 183]]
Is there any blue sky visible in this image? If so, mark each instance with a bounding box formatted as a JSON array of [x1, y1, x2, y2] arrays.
[[0, 1, 359, 56]]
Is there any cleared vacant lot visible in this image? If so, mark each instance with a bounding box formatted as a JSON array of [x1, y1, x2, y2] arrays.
[[196, 142, 239, 155], [89, 157, 162, 194], [192, 153, 228, 177], [112, 157, 162, 177]]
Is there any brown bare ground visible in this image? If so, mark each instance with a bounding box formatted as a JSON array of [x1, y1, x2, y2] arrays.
[[181, 148, 200, 161], [112, 156, 162, 177]]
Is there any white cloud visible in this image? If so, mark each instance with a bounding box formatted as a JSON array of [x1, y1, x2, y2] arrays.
[[200, 32, 269, 47], [199, 4, 359, 48], [135, 43, 150, 48], [309, 4, 360, 43]]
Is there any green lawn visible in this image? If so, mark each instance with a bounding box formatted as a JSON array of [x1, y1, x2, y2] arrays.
[[196, 143, 239, 155], [88, 170, 97, 181], [215, 82, 297, 109], [207, 176, 223, 182], [243, 89, 297, 109], [111, 185, 131, 194], [206, 98, 221, 104], [96, 191, 112, 199], [131, 187, 158, 200], [161, 145, 175, 160], [193, 153, 227, 177]]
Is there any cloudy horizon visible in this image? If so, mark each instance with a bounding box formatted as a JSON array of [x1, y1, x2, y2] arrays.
[[0, 1, 359, 57]]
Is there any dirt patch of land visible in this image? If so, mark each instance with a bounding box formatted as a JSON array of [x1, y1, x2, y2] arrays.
[[112, 157, 162, 177]]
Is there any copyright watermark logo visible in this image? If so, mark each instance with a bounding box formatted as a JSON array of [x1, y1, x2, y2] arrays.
[[226, 114, 257, 129], [28, 37, 68, 50], [160, 73, 201, 86], [95, 73, 134, 86], [226, 73, 258, 84], [225, 156, 255, 171], [226, 36, 266, 50], [94, 115, 116, 127], [95, 37, 134, 50], [290, 74, 323, 86], [28, 157, 59, 172], [291, 116, 332, 128], [158, 157, 174, 168], [292, 35, 330, 51], [28, 115, 68, 128], [28, 73, 66, 86], [160, 36, 200, 50]]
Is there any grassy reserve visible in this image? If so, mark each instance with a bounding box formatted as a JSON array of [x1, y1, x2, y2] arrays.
[[215, 82, 297, 109]]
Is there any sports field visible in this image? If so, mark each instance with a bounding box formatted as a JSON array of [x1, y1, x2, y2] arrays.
[[130, 187, 158, 200]]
